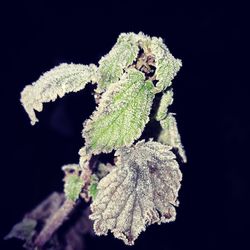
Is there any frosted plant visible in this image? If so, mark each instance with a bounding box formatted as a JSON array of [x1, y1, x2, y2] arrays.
[[7, 32, 186, 249]]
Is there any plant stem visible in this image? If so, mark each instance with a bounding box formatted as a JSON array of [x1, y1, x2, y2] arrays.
[[34, 199, 76, 247]]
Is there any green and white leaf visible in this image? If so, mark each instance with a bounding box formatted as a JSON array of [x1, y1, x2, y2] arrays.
[[90, 140, 182, 245], [83, 68, 155, 154], [96, 33, 140, 92], [150, 37, 182, 93], [63, 164, 83, 201], [21, 63, 97, 125], [159, 114, 187, 163], [155, 89, 174, 121]]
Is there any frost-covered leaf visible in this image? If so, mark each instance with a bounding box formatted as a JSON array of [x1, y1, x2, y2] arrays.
[[90, 140, 182, 245], [159, 114, 187, 163], [21, 63, 97, 125], [5, 218, 37, 241], [96, 33, 139, 92], [150, 37, 182, 93], [155, 89, 174, 121], [63, 164, 83, 201], [83, 68, 155, 154]]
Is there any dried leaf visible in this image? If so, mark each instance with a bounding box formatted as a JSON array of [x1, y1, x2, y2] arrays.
[[96, 33, 139, 92], [21, 63, 97, 125], [90, 140, 182, 245], [159, 114, 187, 163], [83, 68, 155, 154]]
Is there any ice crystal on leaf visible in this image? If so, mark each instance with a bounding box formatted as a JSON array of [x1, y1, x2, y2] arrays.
[[90, 140, 182, 245], [83, 68, 155, 154], [20, 63, 97, 125]]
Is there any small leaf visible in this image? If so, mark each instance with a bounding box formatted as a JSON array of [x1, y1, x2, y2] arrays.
[[21, 63, 97, 125], [5, 218, 37, 241], [83, 68, 155, 154], [159, 114, 187, 163], [90, 140, 182, 245], [150, 37, 182, 93], [63, 166, 83, 201], [96, 33, 139, 92], [155, 89, 174, 121], [88, 175, 99, 200]]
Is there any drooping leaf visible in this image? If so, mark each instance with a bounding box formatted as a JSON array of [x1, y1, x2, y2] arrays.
[[159, 114, 187, 163], [155, 89, 174, 121], [21, 63, 97, 125], [83, 68, 155, 154], [150, 37, 182, 93], [96, 33, 140, 92], [90, 140, 182, 245], [63, 164, 83, 201]]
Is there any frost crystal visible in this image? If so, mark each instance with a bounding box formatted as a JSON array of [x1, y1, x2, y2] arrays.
[[20, 63, 97, 125], [90, 140, 182, 245], [159, 114, 187, 163], [83, 68, 155, 154]]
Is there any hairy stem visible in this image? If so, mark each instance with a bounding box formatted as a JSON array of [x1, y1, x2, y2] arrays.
[[34, 199, 76, 247]]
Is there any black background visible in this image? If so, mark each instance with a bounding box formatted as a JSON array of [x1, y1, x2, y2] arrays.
[[1, 1, 249, 250]]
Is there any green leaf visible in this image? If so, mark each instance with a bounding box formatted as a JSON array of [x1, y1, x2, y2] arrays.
[[159, 114, 187, 162], [96, 33, 140, 92], [21, 63, 97, 125], [83, 68, 155, 154], [155, 89, 174, 121], [90, 140, 182, 245], [64, 173, 83, 201], [150, 37, 182, 93], [88, 175, 99, 200]]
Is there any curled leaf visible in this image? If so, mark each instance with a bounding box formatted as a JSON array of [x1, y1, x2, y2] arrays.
[[90, 140, 182, 245], [83, 68, 155, 154], [96, 33, 140, 92], [21, 63, 97, 125], [155, 89, 174, 121], [150, 37, 182, 93], [159, 114, 187, 163]]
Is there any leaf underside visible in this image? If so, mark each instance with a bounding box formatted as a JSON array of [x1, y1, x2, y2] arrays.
[[20, 63, 97, 125], [83, 68, 155, 154], [90, 140, 182, 245]]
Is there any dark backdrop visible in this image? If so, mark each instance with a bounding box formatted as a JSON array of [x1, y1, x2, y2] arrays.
[[1, 1, 248, 250]]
